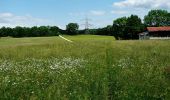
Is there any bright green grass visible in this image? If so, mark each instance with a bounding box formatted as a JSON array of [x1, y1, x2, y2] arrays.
[[0, 35, 170, 100]]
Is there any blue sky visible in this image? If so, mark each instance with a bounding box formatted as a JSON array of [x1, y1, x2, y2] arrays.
[[0, 0, 170, 29]]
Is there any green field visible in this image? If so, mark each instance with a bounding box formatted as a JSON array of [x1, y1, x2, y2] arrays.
[[0, 35, 170, 100]]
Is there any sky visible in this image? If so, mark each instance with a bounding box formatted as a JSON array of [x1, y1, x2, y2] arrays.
[[0, 0, 170, 29]]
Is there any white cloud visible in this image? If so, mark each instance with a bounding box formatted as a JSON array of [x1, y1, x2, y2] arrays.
[[68, 12, 85, 16], [0, 13, 13, 18], [113, 0, 170, 9], [89, 10, 106, 16], [111, 10, 128, 14], [93, 19, 112, 28], [0, 12, 50, 27], [69, 10, 106, 17]]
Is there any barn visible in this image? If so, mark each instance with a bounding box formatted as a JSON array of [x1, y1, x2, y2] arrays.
[[139, 26, 170, 40]]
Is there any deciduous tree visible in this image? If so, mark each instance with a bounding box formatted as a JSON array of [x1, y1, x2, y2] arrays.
[[126, 15, 143, 39], [66, 23, 79, 35], [113, 17, 127, 39], [144, 9, 170, 26]]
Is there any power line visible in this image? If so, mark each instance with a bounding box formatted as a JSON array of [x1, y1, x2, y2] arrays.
[[81, 16, 93, 30]]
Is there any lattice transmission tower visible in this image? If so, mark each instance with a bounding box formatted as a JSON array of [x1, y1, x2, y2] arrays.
[[81, 16, 92, 30]]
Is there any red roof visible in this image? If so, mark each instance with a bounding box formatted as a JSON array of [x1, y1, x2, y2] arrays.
[[147, 26, 170, 32]]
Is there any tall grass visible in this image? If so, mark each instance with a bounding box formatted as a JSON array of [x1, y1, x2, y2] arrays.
[[0, 36, 170, 99]]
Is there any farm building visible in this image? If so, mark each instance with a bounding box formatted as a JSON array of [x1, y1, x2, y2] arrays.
[[139, 26, 170, 40]]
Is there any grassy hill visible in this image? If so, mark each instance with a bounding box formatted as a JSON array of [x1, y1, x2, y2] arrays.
[[0, 35, 170, 99]]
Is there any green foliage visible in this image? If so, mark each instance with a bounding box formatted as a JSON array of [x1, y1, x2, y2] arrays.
[[66, 23, 79, 35], [144, 9, 170, 26], [98, 25, 113, 36], [0, 26, 60, 38], [126, 15, 144, 39], [13, 26, 27, 37], [113, 15, 144, 40], [49, 26, 59, 36], [113, 17, 127, 39], [0, 36, 170, 99], [0, 27, 13, 37]]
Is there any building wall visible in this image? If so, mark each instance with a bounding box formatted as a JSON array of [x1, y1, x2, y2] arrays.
[[150, 37, 170, 39], [149, 31, 170, 37], [139, 32, 149, 40]]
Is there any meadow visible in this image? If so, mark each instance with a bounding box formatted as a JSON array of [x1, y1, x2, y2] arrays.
[[0, 35, 170, 100]]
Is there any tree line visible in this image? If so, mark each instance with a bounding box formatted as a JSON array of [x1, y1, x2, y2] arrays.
[[0, 26, 60, 38], [0, 9, 170, 39]]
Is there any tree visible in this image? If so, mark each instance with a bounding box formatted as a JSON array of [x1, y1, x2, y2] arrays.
[[66, 23, 79, 35], [144, 9, 170, 26], [13, 26, 25, 37], [105, 25, 113, 36], [0, 27, 13, 37], [113, 17, 127, 39], [96, 28, 107, 35], [168, 13, 170, 25], [30, 26, 39, 37], [38, 26, 49, 36], [126, 15, 144, 39], [49, 26, 59, 36]]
